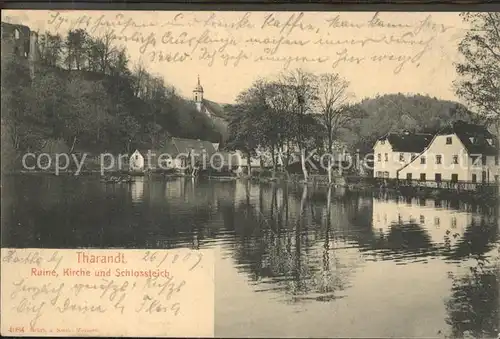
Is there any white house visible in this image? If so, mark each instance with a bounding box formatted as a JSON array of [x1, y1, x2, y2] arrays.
[[398, 121, 499, 183], [130, 149, 145, 171], [373, 131, 433, 179]]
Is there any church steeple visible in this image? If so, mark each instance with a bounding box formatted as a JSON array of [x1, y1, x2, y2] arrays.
[[193, 75, 204, 103]]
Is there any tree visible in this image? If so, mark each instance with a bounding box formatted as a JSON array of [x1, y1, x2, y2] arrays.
[[280, 69, 319, 182], [226, 80, 269, 174], [1, 55, 47, 154], [265, 80, 297, 171], [316, 73, 351, 183], [455, 13, 500, 137], [65, 29, 88, 70], [38, 32, 63, 67]]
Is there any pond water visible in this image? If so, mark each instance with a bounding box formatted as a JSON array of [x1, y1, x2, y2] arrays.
[[2, 174, 499, 338]]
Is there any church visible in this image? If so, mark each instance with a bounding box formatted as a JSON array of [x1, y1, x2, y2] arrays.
[[192, 76, 229, 142]]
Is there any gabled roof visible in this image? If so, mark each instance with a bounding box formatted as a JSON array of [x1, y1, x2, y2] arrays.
[[377, 132, 433, 153], [438, 120, 498, 156], [202, 99, 227, 119], [162, 137, 216, 156]]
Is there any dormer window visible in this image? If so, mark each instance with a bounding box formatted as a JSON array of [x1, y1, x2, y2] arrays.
[[14, 29, 20, 40], [380, 140, 385, 145], [469, 137, 475, 144], [487, 138, 493, 146]]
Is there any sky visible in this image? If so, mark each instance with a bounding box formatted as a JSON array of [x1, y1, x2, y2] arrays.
[[2, 10, 469, 104]]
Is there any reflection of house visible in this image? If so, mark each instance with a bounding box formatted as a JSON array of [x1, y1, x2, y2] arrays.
[[373, 131, 433, 179], [398, 121, 499, 183], [372, 197, 468, 246], [131, 177, 144, 202]]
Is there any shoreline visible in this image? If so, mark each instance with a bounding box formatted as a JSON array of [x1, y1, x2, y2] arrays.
[[4, 170, 498, 203]]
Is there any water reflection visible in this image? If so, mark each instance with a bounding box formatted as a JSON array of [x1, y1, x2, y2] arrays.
[[1, 175, 499, 337], [131, 177, 144, 203], [445, 257, 499, 339]]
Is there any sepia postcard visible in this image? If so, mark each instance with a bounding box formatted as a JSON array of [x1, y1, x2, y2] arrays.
[[1, 8, 499, 338]]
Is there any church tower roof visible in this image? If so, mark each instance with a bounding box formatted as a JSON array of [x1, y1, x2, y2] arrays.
[[193, 75, 203, 92]]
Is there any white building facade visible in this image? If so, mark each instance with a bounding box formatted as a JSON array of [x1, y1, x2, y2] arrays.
[[398, 121, 499, 183], [373, 132, 433, 179]]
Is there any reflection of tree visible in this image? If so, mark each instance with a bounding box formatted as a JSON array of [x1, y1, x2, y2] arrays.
[[445, 216, 498, 261], [229, 184, 358, 303], [445, 255, 499, 339], [377, 222, 435, 257], [3, 176, 222, 249]]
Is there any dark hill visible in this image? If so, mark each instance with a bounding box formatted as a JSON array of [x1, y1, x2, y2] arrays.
[[340, 93, 477, 154]]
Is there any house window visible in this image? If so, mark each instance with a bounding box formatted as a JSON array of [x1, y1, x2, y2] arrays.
[[384, 171, 389, 178], [384, 153, 388, 162], [472, 174, 477, 183], [495, 175, 499, 183], [436, 155, 442, 164], [435, 173, 442, 182], [471, 155, 480, 166], [487, 138, 493, 146], [451, 174, 458, 182], [482, 171, 487, 183], [451, 217, 457, 228], [406, 173, 412, 180], [482, 155, 487, 165], [399, 153, 404, 162], [495, 156, 499, 165], [421, 156, 426, 164], [14, 29, 20, 40], [446, 137, 452, 144], [452, 155, 459, 164], [420, 215, 425, 224], [420, 173, 426, 181], [469, 137, 475, 144], [434, 217, 440, 226], [377, 153, 381, 162]]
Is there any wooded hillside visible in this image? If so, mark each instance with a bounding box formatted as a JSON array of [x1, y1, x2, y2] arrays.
[[341, 93, 476, 153], [1, 28, 222, 169]]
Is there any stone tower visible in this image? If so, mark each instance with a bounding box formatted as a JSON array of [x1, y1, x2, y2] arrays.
[[1, 22, 40, 79], [193, 75, 204, 112], [29, 30, 39, 79]]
